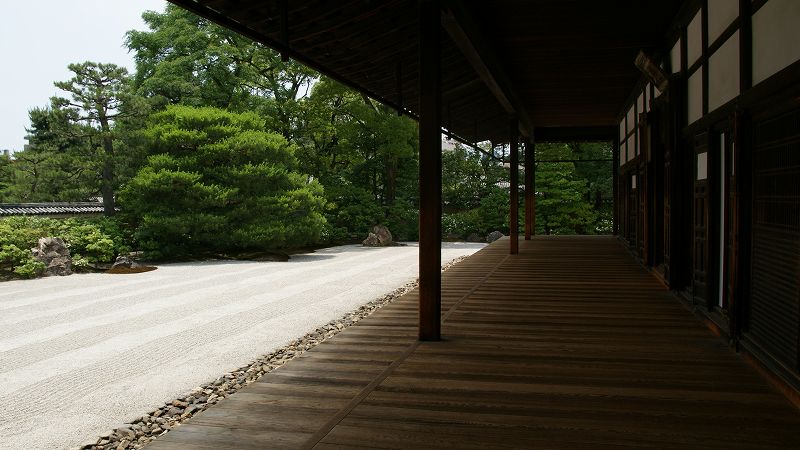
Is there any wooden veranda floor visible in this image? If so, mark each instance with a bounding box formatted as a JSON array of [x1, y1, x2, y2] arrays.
[[149, 236, 800, 449]]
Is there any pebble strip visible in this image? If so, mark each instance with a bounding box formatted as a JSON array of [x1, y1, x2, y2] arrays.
[[78, 256, 468, 450]]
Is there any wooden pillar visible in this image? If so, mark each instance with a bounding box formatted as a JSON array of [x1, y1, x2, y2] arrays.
[[525, 134, 535, 239], [613, 137, 619, 235], [418, 0, 442, 341], [509, 117, 519, 254]]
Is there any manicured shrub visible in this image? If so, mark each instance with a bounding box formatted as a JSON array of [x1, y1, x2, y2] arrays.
[[120, 106, 327, 258]]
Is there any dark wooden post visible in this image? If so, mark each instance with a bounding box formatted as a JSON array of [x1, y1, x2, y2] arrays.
[[525, 133, 535, 240], [613, 137, 619, 235], [509, 117, 519, 254], [418, 0, 442, 341]]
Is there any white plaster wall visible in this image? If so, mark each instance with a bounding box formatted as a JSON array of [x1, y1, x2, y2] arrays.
[[620, 140, 627, 166], [671, 38, 682, 73], [753, 0, 800, 85], [709, 31, 740, 112], [627, 105, 635, 134], [697, 151, 708, 180], [708, 0, 739, 44], [637, 93, 645, 116], [687, 10, 703, 67], [627, 135, 636, 161], [688, 68, 704, 124], [619, 120, 626, 143]]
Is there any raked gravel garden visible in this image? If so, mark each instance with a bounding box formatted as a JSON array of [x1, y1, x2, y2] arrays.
[[0, 242, 484, 450]]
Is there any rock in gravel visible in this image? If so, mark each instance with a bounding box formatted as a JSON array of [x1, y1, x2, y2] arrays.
[[111, 255, 140, 270], [486, 230, 505, 243], [362, 225, 393, 246], [31, 237, 72, 276]]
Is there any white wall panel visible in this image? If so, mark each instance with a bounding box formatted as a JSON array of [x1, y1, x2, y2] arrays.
[[708, 0, 738, 44], [697, 151, 708, 180], [637, 93, 644, 117], [626, 106, 635, 134], [709, 31, 740, 112], [688, 68, 704, 124], [687, 11, 703, 67], [620, 140, 627, 166], [627, 135, 636, 161], [753, 0, 800, 84], [670, 38, 682, 73]]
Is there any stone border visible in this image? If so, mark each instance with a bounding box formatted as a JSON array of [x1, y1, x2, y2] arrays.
[[78, 256, 469, 450]]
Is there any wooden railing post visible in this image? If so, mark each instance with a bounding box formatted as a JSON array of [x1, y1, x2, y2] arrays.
[[510, 117, 519, 254], [418, 0, 442, 341]]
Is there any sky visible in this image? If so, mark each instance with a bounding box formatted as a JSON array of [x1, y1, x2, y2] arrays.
[[0, 0, 167, 153]]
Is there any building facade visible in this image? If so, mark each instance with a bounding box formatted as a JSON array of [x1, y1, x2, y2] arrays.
[[616, 0, 800, 390]]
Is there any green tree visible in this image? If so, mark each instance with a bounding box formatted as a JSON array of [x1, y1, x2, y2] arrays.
[[442, 143, 506, 213], [0, 151, 11, 200], [120, 105, 326, 258], [299, 78, 420, 240], [569, 142, 614, 232], [125, 4, 316, 140], [51, 62, 146, 214], [2, 107, 101, 202], [534, 143, 597, 235]]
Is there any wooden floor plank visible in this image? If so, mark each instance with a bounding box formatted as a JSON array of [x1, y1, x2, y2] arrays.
[[149, 236, 800, 449]]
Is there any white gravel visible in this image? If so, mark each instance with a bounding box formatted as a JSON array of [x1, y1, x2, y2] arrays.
[[0, 242, 484, 450]]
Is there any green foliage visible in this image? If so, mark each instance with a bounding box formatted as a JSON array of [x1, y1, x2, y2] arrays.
[[441, 143, 512, 238], [299, 78, 420, 241], [442, 144, 506, 213], [49, 61, 149, 212], [0, 216, 130, 279], [120, 105, 326, 258], [2, 107, 101, 202], [0, 152, 13, 200], [0, 244, 44, 278], [1, 62, 148, 206], [534, 143, 603, 235], [125, 5, 315, 140]]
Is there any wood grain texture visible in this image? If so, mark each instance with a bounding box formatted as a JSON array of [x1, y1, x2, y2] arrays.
[[149, 236, 800, 450]]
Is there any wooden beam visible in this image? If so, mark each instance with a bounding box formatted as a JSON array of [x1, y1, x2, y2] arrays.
[[525, 134, 535, 240], [441, 0, 533, 138], [279, 0, 289, 62], [509, 117, 519, 254], [442, 77, 483, 101], [534, 126, 617, 143], [418, 0, 442, 341]]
